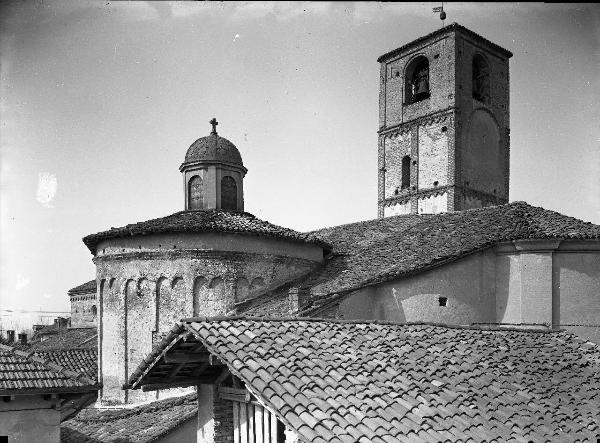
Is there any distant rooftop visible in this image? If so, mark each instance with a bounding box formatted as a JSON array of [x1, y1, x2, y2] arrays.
[[62, 392, 197, 443], [68, 280, 96, 295]]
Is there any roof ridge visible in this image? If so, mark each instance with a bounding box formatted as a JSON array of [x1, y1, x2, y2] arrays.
[[179, 316, 561, 333], [308, 201, 528, 236]]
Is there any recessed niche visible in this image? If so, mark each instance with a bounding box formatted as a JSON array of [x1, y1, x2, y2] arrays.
[[433, 181, 439, 187], [441, 126, 448, 132], [439, 296, 448, 307]]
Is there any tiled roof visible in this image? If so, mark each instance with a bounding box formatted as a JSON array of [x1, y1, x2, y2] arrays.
[[35, 349, 98, 381], [242, 202, 600, 316], [83, 209, 330, 254], [377, 22, 513, 63], [28, 327, 97, 352], [61, 393, 197, 443], [130, 317, 600, 442], [0, 343, 98, 395], [68, 280, 96, 294]]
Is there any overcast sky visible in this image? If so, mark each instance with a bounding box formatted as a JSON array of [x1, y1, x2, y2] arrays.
[[1, 2, 599, 312]]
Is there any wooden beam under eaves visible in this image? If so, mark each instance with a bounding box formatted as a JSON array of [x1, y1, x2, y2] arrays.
[[163, 351, 211, 364], [141, 374, 222, 391]]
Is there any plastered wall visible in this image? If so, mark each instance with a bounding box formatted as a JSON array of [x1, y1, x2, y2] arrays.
[[0, 397, 61, 443], [330, 241, 600, 344], [339, 251, 496, 324]]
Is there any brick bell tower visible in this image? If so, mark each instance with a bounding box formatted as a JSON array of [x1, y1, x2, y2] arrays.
[[377, 23, 512, 217]]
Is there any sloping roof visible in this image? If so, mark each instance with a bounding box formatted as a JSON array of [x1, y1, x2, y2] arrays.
[[28, 327, 97, 352], [0, 343, 98, 395], [61, 392, 197, 443], [241, 202, 600, 316], [83, 209, 330, 254], [128, 317, 600, 442], [34, 349, 98, 381], [68, 280, 96, 294], [377, 22, 513, 63]]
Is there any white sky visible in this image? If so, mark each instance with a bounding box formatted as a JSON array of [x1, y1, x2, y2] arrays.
[[1, 2, 599, 312]]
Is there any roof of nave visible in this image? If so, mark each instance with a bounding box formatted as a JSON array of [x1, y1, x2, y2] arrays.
[[240, 201, 600, 316], [68, 279, 96, 295], [28, 327, 98, 352], [83, 209, 331, 254], [61, 392, 197, 443], [128, 317, 600, 442], [0, 342, 98, 395]]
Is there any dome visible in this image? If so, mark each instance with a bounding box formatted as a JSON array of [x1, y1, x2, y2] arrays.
[[182, 133, 244, 168]]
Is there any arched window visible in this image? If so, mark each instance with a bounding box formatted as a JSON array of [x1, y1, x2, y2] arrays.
[[401, 156, 411, 189], [472, 54, 490, 103], [188, 175, 203, 210], [405, 56, 430, 104], [221, 176, 237, 211], [91, 305, 97, 316]]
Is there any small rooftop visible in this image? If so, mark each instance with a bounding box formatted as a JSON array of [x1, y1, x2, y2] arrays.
[[68, 280, 96, 295], [0, 343, 98, 396], [28, 327, 97, 352], [61, 392, 197, 443]]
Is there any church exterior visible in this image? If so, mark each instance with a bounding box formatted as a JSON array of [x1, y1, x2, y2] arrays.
[[55, 22, 600, 442]]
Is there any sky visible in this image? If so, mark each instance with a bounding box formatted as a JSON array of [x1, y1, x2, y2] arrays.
[[1, 1, 599, 313]]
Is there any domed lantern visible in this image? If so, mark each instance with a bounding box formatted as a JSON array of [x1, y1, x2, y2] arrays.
[[180, 118, 247, 212]]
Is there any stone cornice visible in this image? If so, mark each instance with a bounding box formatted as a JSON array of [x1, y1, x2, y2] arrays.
[[93, 249, 316, 266], [495, 239, 600, 254], [381, 185, 506, 207], [378, 107, 455, 137]]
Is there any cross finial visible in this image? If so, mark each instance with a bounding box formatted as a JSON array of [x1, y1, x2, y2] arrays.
[[209, 118, 218, 135]]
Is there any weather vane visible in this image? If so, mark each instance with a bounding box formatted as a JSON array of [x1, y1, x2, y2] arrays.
[[433, 3, 446, 27]]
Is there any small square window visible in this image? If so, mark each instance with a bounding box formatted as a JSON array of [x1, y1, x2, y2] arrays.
[[438, 296, 447, 307]]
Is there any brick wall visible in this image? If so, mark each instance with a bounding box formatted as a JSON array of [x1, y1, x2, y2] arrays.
[[96, 234, 323, 406], [377, 26, 510, 216], [69, 291, 97, 328], [213, 386, 234, 443]]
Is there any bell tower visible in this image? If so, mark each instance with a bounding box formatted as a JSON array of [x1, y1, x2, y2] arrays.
[[377, 23, 512, 217]]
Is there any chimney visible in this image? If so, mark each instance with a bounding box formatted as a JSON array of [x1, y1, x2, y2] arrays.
[[6, 330, 15, 343], [18, 333, 27, 345], [288, 287, 312, 314]]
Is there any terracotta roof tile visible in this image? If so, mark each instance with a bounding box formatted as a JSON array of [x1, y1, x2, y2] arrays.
[[0, 343, 98, 395], [67, 280, 96, 294], [83, 209, 330, 254], [28, 327, 97, 352], [61, 392, 197, 443], [129, 318, 600, 442]]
